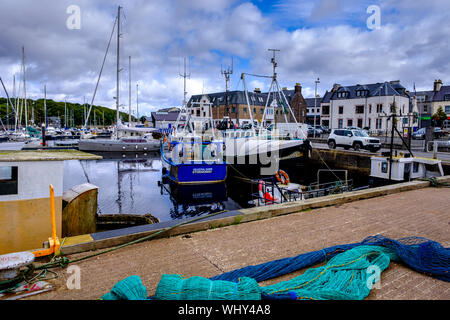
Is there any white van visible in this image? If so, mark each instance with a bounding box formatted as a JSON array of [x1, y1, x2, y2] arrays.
[[267, 123, 308, 139]]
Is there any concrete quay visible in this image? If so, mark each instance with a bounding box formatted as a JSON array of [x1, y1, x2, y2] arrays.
[[26, 177, 450, 300]]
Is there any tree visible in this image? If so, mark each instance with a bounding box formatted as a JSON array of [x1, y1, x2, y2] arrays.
[[432, 106, 447, 127]]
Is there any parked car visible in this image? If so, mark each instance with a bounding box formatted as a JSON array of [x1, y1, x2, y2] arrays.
[[307, 125, 322, 137], [327, 129, 381, 152], [412, 127, 444, 140], [345, 126, 363, 131], [315, 125, 330, 134]]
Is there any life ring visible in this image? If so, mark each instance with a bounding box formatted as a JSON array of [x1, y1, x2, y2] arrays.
[[275, 169, 290, 185]]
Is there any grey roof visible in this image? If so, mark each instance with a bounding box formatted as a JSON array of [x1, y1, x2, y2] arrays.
[[188, 88, 310, 107], [321, 81, 410, 103], [189, 91, 269, 106], [304, 97, 323, 108], [415, 86, 450, 103], [432, 85, 450, 102], [415, 90, 435, 103], [151, 111, 180, 121]]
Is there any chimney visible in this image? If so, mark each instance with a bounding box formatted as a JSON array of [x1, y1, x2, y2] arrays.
[[294, 83, 302, 94], [254, 88, 261, 93], [332, 83, 341, 92], [282, 87, 287, 91], [434, 79, 443, 92]]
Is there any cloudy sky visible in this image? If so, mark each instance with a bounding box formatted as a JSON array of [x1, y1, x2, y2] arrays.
[[0, 0, 449, 117]]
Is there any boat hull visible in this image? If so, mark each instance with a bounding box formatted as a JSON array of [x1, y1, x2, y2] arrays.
[[225, 139, 311, 178], [78, 139, 160, 152], [162, 159, 227, 184]]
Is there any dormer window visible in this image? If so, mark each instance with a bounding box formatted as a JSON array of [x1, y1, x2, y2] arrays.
[[356, 90, 367, 97]]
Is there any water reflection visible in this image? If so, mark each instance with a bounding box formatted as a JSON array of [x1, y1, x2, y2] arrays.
[[63, 152, 241, 223], [160, 180, 228, 219]]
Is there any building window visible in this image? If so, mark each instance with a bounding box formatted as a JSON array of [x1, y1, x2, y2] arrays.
[[357, 118, 363, 128], [232, 107, 236, 113], [376, 104, 383, 113], [338, 119, 343, 128], [253, 108, 256, 114], [322, 120, 329, 127], [355, 105, 364, 114], [445, 106, 450, 114], [368, 118, 372, 129], [376, 118, 382, 129], [260, 108, 264, 114], [423, 105, 428, 113], [444, 95, 450, 101], [0, 166, 18, 196], [369, 105, 372, 113], [347, 119, 353, 127], [322, 105, 330, 115], [381, 162, 388, 173], [338, 106, 344, 114], [243, 107, 247, 114]]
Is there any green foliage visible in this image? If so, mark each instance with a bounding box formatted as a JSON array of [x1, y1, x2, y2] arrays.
[[432, 106, 447, 126], [0, 97, 135, 127]]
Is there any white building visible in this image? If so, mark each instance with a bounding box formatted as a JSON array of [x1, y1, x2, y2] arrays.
[[320, 81, 418, 134]]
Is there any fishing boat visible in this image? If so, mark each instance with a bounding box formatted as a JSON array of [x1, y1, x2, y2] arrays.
[[220, 51, 311, 177], [369, 152, 444, 186], [247, 169, 356, 206]]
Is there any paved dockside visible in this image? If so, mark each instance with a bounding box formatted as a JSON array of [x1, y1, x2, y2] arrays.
[[26, 187, 449, 300]]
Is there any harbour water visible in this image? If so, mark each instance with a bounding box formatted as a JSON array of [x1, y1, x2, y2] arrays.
[[63, 152, 243, 223]]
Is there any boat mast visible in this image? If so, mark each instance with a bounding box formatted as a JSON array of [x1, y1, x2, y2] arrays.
[[136, 83, 139, 124], [116, 6, 121, 127], [44, 85, 47, 127], [22, 46, 27, 128], [128, 55, 131, 126]]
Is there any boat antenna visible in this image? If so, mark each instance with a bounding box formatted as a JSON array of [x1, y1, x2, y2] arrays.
[[174, 57, 190, 135], [221, 57, 233, 120], [180, 57, 190, 108]]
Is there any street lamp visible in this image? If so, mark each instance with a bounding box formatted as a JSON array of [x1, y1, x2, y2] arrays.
[[314, 77, 320, 138]]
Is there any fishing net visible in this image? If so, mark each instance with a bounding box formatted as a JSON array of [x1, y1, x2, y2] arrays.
[[261, 245, 396, 300], [154, 274, 261, 300], [100, 275, 147, 300], [212, 235, 450, 283], [101, 235, 450, 300]]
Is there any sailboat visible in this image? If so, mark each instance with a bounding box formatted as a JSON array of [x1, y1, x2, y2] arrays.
[[78, 6, 160, 153]]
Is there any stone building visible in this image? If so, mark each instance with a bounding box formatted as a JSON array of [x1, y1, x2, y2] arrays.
[[186, 83, 308, 126]]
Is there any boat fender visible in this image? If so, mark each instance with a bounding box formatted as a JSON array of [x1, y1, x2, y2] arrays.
[[258, 180, 277, 203], [276, 169, 290, 185]]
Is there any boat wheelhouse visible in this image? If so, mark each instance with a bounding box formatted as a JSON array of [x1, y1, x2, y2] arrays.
[[370, 154, 444, 184]]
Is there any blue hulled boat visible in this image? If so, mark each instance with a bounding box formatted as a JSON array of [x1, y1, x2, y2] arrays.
[[161, 136, 227, 184]]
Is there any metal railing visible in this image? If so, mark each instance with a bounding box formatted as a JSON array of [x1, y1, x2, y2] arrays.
[[249, 177, 356, 207]]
